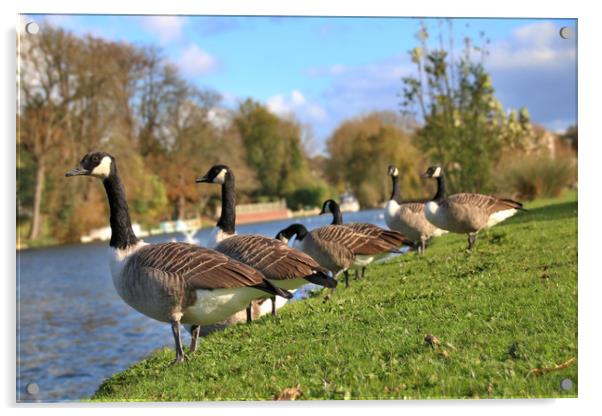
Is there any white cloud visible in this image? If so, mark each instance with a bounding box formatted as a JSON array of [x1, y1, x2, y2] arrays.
[[488, 21, 576, 70], [484, 21, 576, 132], [176, 44, 219, 76], [266, 94, 289, 115], [313, 54, 415, 123], [141, 16, 186, 45], [291, 90, 306, 105], [514, 21, 559, 46], [267, 90, 328, 122]]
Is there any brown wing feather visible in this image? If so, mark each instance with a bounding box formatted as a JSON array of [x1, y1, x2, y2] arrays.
[[305, 232, 356, 270], [311, 225, 395, 255], [400, 201, 425, 214], [215, 234, 326, 281], [130, 242, 267, 290], [344, 223, 410, 248], [447, 193, 523, 215]]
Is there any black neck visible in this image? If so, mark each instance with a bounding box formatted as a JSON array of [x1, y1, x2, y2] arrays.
[[280, 224, 308, 241], [217, 171, 236, 234], [103, 171, 139, 249], [433, 175, 447, 202], [390, 175, 401, 202], [292, 224, 308, 241], [330, 203, 343, 225]]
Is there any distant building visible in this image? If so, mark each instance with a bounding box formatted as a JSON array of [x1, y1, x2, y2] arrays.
[[339, 192, 360, 212], [529, 124, 577, 159]]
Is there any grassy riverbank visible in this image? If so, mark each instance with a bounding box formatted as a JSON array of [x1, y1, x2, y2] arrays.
[[92, 192, 577, 401]]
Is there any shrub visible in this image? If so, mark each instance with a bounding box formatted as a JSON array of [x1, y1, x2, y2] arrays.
[[286, 185, 329, 210], [497, 155, 576, 200]]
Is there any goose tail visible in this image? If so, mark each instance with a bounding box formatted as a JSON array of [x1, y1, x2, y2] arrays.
[[253, 279, 293, 299], [500, 198, 527, 211]]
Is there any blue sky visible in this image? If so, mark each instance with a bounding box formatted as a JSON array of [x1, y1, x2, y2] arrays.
[[23, 14, 577, 154]]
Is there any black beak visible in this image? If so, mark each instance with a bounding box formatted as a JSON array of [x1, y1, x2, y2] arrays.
[[421, 172, 431, 178], [195, 175, 209, 183], [319, 208, 327, 215], [65, 167, 90, 177]]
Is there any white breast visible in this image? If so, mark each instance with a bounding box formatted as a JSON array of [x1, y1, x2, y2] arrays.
[[182, 287, 266, 325], [424, 201, 448, 230], [384, 200, 401, 229], [207, 227, 236, 249]]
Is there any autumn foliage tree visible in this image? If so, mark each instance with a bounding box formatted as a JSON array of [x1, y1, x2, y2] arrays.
[[17, 23, 322, 243], [326, 112, 425, 208]]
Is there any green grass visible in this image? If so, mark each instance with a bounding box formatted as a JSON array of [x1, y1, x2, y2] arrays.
[[92, 191, 578, 401]]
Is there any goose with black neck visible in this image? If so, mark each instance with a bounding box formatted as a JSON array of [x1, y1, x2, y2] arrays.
[[422, 165, 526, 249], [384, 165, 447, 254], [275, 221, 397, 288], [319, 199, 411, 279], [196, 165, 337, 321], [65, 152, 291, 364]]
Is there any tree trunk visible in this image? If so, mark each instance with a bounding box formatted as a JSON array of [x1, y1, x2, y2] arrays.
[[175, 194, 186, 220], [29, 160, 45, 240]]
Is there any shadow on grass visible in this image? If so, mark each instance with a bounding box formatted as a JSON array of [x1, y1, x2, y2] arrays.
[[509, 200, 577, 225]]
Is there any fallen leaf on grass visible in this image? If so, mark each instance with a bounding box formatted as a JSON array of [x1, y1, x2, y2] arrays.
[[424, 334, 441, 347], [445, 342, 457, 350], [276, 384, 302, 400], [527, 357, 576, 377]]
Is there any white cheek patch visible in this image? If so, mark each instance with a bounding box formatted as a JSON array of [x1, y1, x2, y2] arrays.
[[433, 167, 441, 178], [392, 168, 399, 177], [91, 156, 112, 178], [213, 169, 227, 184]]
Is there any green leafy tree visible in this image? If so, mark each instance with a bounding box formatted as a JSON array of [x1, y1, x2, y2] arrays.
[[233, 99, 311, 200], [401, 21, 534, 193]]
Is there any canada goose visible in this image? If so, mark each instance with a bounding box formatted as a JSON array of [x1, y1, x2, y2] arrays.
[[319, 199, 411, 279], [196, 165, 337, 320], [275, 223, 397, 288], [65, 152, 291, 364], [422, 165, 525, 249], [384, 165, 447, 254]]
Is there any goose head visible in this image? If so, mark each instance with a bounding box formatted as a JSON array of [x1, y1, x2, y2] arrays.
[[387, 165, 399, 177], [196, 165, 231, 185], [422, 165, 442, 179], [319, 199, 338, 215], [275, 223, 308, 244], [65, 152, 115, 180]]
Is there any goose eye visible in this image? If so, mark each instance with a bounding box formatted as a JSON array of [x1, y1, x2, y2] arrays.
[[92, 155, 99, 163]]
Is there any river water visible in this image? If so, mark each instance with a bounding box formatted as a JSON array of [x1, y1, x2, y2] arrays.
[[16, 209, 391, 402]]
